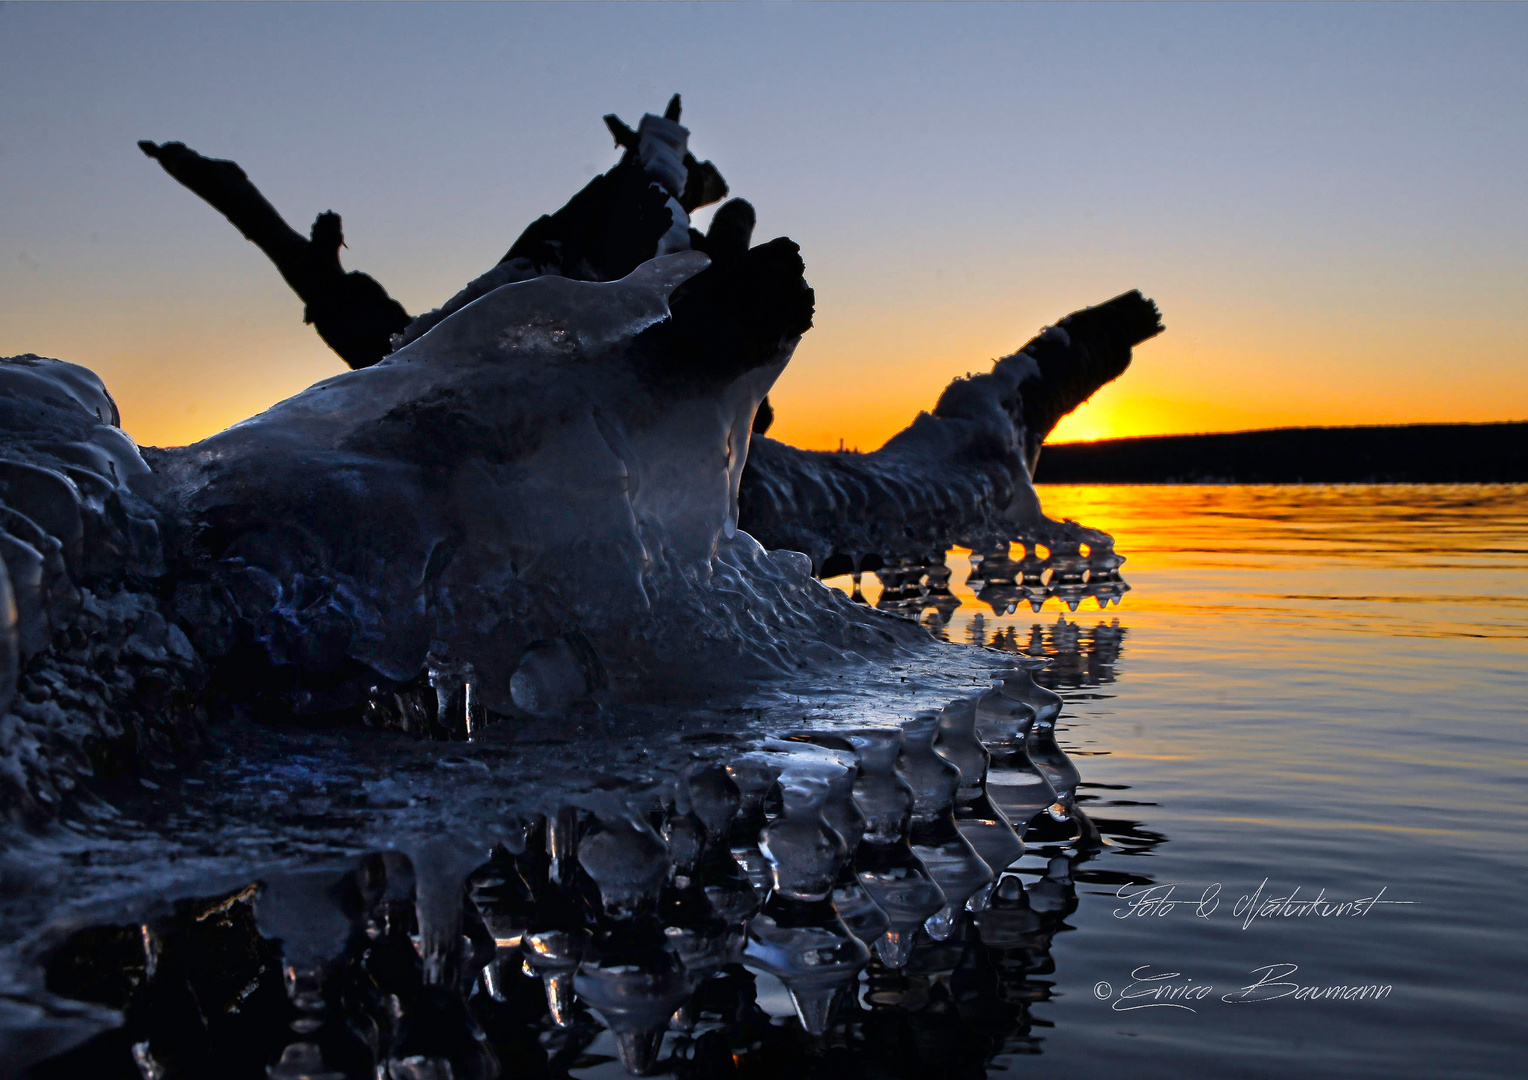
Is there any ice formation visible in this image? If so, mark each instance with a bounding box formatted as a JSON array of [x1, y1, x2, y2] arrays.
[[12, 685, 1124, 1078], [0, 97, 1164, 1076]]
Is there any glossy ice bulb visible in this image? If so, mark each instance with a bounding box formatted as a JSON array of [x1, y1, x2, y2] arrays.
[[780, 757, 891, 949], [744, 774, 870, 1035], [848, 729, 945, 967], [973, 872, 1043, 948], [999, 660, 1062, 725], [1047, 538, 1089, 611], [933, 698, 1024, 905], [759, 775, 845, 900], [1027, 855, 1079, 917], [726, 759, 778, 895], [973, 688, 1058, 835], [1016, 543, 1050, 611], [896, 716, 993, 939], [579, 810, 670, 921], [575, 930, 688, 1075], [687, 763, 743, 846]]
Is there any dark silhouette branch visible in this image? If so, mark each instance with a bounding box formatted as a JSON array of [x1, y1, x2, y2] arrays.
[[137, 140, 410, 370], [737, 292, 1164, 573]]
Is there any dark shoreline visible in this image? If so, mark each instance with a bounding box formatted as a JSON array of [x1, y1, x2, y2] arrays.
[[1033, 421, 1528, 484]]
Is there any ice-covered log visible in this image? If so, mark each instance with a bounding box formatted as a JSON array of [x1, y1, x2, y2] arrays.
[[738, 291, 1164, 575], [0, 98, 1163, 822], [0, 355, 205, 823], [145, 243, 921, 725]]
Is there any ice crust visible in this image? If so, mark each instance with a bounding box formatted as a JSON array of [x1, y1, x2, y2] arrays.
[[147, 252, 926, 719]]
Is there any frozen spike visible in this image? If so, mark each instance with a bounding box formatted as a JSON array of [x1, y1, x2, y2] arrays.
[[669, 1000, 697, 1032], [923, 904, 962, 941], [966, 879, 999, 913], [935, 697, 1025, 879], [480, 957, 507, 1002], [542, 970, 575, 1028], [521, 923, 588, 1028], [874, 928, 917, 969], [463, 677, 485, 739], [832, 870, 890, 948], [575, 936, 687, 1074], [896, 715, 959, 819], [578, 807, 669, 919], [897, 716, 993, 920], [788, 983, 843, 1037], [1000, 664, 1062, 726], [846, 728, 945, 965], [611, 1028, 665, 1076], [547, 805, 579, 886]]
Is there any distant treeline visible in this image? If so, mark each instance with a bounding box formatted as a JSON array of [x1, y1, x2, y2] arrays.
[[1033, 422, 1528, 484]]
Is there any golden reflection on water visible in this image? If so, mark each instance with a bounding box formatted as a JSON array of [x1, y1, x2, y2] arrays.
[[830, 484, 1526, 1072], [824, 484, 1528, 646]]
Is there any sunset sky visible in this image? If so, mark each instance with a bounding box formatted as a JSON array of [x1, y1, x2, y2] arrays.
[[2, 3, 1524, 451]]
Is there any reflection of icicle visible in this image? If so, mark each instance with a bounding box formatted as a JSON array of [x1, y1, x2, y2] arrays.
[[897, 716, 993, 939], [934, 697, 1025, 908], [848, 728, 945, 968], [744, 773, 869, 1035], [575, 803, 688, 1076], [255, 869, 358, 1080], [33, 656, 1147, 1077]]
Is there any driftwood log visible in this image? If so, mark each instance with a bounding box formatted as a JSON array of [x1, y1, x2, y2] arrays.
[[138, 93, 1160, 533], [0, 97, 1162, 823]]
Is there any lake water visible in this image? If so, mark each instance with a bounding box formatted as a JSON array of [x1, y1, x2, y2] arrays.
[[824, 484, 1528, 1078], [16, 484, 1527, 1079]]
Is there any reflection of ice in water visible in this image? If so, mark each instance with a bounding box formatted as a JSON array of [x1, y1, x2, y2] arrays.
[[27, 672, 1157, 1078], [824, 537, 1131, 678]]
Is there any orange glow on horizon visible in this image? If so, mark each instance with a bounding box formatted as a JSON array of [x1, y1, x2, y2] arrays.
[[764, 306, 1528, 453]]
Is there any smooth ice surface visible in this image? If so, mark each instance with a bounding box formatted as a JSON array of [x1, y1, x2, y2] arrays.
[[150, 252, 928, 715]]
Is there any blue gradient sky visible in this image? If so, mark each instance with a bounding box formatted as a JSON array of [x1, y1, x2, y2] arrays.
[[2, 2, 1524, 449]]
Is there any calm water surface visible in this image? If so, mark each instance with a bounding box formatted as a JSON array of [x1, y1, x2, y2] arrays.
[[830, 484, 1528, 1078]]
